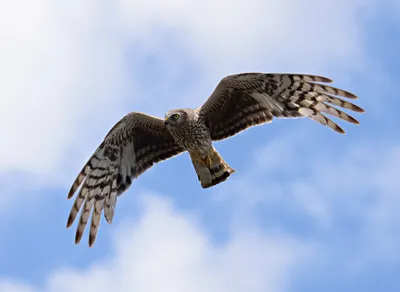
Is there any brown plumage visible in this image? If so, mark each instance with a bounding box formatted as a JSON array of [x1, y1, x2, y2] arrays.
[[66, 113, 184, 246], [67, 72, 364, 246]]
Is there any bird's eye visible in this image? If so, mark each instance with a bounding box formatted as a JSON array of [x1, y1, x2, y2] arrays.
[[173, 114, 180, 120]]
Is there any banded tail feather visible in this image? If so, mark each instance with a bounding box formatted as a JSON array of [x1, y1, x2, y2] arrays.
[[190, 147, 235, 188]]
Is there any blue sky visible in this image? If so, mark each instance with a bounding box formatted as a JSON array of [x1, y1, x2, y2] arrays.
[[0, 0, 399, 291]]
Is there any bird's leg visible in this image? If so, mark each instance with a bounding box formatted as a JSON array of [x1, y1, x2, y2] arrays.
[[203, 155, 213, 168], [192, 151, 213, 168]]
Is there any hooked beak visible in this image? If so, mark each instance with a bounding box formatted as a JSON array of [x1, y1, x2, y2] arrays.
[[164, 119, 169, 126]]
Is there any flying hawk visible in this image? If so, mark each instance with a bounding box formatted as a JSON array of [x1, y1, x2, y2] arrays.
[[66, 73, 364, 246]]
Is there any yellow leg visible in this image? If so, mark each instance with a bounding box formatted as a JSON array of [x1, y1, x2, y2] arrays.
[[203, 155, 213, 168], [192, 152, 213, 168]]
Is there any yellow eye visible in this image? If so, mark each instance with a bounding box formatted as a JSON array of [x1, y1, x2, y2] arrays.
[[172, 114, 180, 119]]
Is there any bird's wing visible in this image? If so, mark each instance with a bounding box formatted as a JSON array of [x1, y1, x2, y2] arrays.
[[199, 73, 364, 140], [66, 112, 184, 246]]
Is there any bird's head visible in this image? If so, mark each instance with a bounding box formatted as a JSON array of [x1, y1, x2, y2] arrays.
[[164, 109, 187, 127]]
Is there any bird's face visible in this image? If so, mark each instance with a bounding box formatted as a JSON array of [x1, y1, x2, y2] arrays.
[[164, 110, 185, 127]]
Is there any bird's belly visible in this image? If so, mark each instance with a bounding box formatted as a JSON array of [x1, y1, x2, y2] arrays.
[[176, 133, 211, 157], [181, 138, 209, 153], [170, 122, 211, 156]]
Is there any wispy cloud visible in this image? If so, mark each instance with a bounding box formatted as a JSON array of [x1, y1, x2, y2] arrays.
[[1, 194, 312, 292], [0, 0, 376, 179], [214, 132, 400, 270], [0, 0, 398, 291], [0, 280, 34, 292], [0, 1, 132, 179]]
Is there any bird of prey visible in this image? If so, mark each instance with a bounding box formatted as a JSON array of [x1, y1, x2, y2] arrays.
[[66, 73, 364, 246]]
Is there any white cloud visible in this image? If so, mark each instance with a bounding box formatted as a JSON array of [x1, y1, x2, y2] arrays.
[[0, 0, 383, 264], [1, 139, 397, 291], [214, 129, 400, 267], [0, 0, 131, 180], [0, 194, 312, 292], [0, 2, 397, 290], [0, 280, 35, 292], [117, 0, 374, 74], [0, 0, 376, 180]]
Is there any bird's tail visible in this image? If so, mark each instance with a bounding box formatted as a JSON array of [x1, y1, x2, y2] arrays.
[[190, 147, 235, 188]]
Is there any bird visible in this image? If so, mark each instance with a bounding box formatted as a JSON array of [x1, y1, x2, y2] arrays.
[[66, 72, 364, 247]]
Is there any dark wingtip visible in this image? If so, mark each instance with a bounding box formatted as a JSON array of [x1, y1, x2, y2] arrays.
[[345, 92, 358, 99], [319, 76, 333, 83], [67, 185, 76, 199], [347, 116, 359, 125], [355, 106, 365, 113], [75, 231, 83, 245], [66, 214, 74, 228], [335, 125, 346, 134], [89, 235, 95, 248]]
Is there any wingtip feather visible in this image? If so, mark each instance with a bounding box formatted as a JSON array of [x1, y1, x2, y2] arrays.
[[89, 235, 95, 247], [75, 231, 83, 245], [68, 173, 85, 199], [67, 188, 76, 199], [356, 107, 365, 113], [337, 127, 346, 134], [66, 214, 74, 228], [348, 116, 359, 125]]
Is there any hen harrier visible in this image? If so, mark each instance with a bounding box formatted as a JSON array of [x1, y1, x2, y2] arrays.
[[67, 73, 364, 246]]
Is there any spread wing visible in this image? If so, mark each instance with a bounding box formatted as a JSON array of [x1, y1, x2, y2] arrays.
[[66, 112, 184, 247], [199, 73, 364, 140]]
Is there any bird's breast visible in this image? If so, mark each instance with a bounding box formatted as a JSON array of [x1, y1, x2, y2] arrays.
[[171, 123, 211, 154]]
